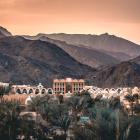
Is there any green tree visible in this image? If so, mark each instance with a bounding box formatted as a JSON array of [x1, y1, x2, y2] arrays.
[[0, 86, 10, 101], [30, 95, 43, 122], [76, 103, 131, 140], [0, 101, 33, 140], [65, 96, 88, 132], [52, 115, 71, 136], [124, 94, 140, 116], [39, 104, 53, 126]]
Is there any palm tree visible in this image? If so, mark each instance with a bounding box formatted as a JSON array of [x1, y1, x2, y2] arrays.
[[0, 101, 33, 140], [30, 95, 43, 122], [42, 94, 51, 106], [52, 115, 71, 136], [124, 94, 140, 116], [52, 104, 68, 119], [133, 103, 140, 115], [65, 96, 88, 132], [126, 115, 140, 140], [0, 86, 10, 101], [39, 104, 53, 126], [77, 103, 131, 140]]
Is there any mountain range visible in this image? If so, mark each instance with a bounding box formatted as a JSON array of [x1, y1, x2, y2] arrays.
[[85, 57, 140, 88], [0, 36, 94, 87], [39, 36, 121, 69], [23, 33, 140, 56], [0, 26, 140, 88]]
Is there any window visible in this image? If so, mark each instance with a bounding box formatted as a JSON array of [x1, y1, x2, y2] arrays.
[[74, 83, 75, 87], [63, 83, 64, 87], [74, 88, 75, 91], [82, 83, 83, 87], [79, 83, 80, 87], [55, 83, 56, 87], [68, 85, 70, 87], [63, 88, 64, 91]]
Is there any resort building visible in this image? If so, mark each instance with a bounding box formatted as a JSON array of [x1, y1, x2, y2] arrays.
[[53, 78, 85, 94]]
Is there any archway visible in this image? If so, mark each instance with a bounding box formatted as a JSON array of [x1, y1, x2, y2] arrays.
[[41, 89, 46, 94], [48, 89, 52, 94], [35, 89, 40, 94], [117, 89, 121, 94], [22, 89, 27, 94], [29, 89, 33, 94], [16, 89, 21, 94]]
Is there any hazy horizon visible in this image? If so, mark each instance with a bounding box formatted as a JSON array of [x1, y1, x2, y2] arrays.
[[0, 0, 140, 44]]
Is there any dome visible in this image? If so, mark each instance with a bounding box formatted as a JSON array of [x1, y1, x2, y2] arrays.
[[134, 87, 138, 90], [25, 96, 33, 105]]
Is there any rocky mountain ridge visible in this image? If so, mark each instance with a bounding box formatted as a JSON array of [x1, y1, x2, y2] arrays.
[[23, 33, 140, 56]]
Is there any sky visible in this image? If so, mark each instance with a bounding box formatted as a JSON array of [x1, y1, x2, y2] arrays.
[[0, 0, 140, 44]]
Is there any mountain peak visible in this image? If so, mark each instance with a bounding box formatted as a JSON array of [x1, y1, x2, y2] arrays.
[[0, 26, 12, 36], [0, 31, 6, 38]]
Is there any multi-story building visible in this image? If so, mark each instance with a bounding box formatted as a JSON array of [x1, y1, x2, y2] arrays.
[[53, 78, 85, 94]]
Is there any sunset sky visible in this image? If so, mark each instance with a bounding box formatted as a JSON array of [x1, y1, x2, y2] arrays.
[[0, 0, 140, 44]]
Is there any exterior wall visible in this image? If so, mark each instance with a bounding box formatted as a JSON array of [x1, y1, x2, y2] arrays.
[[53, 78, 85, 94], [72, 82, 85, 93], [53, 82, 66, 94]]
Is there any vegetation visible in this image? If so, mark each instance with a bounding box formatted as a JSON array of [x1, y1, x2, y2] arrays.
[[1, 92, 140, 140]]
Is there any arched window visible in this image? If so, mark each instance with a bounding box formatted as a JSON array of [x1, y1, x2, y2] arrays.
[[117, 89, 121, 94], [29, 89, 33, 94], [55, 83, 56, 88], [63, 83, 64, 87], [35, 89, 39, 94], [74, 83, 75, 87], [41, 89, 46, 94], [22, 89, 27, 94], [16, 89, 21, 94], [48, 89, 52, 94]]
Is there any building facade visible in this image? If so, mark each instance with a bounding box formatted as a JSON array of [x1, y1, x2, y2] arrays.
[[53, 78, 85, 94]]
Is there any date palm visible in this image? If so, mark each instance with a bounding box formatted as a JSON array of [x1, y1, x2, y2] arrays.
[[126, 115, 140, 140], [0, 101, 33, 140], [30, 95, 44, 122], [65, 96, 88, 132], [77, 105, 131, 140], [124, 94, 140, 116], [52, 115, 71, 136], [39, 103, 53, 126], [133, 103, 140, 115], [0, 86, 10, 101]]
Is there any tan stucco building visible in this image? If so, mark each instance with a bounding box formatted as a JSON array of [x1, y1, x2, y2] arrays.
[[53, 78, 85, 94]]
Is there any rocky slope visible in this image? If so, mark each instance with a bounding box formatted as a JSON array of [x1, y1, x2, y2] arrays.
[[0, 31, 6, 38], [96, 49, 131, 61], [23, 33, 140, 56], [0, 36, 94, 87], [0, 26, 12, 36], [85, 59, 140, 88], [39, 36, 120, 69]]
